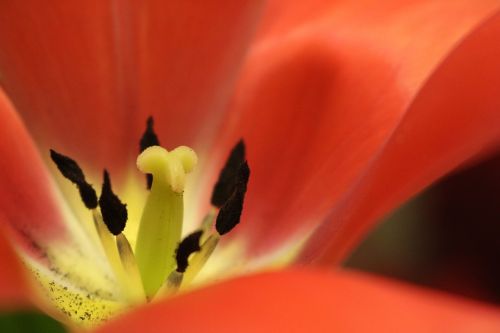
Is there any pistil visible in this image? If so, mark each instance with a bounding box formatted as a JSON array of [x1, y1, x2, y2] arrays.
[[134, 145, 197, 298]]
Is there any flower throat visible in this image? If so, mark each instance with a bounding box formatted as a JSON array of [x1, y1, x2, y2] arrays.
[[49, 117, 250, 306]]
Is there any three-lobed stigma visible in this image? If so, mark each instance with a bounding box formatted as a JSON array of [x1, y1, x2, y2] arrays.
[[49, 117, 250, 309]]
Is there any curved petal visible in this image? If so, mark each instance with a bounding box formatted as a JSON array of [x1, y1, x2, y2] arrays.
[[0, 89, 67, 249], [205, 0, 500, 254], [302, 9, 500, 264], [95, 269, 500, 333], [0, 0, 264, 177]]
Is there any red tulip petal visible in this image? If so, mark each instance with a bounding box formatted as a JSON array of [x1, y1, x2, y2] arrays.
[[95, 269, 500, 333], [302, 9, 500, 264], [256, 0, 498, 43], [0, 89, 66, 250], [0, 92, 56, 306], [208, 1, 500, 255], [0, 1, 263, 176]]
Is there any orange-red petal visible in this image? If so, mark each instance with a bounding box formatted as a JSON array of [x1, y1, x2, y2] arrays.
[[0, 0, 263, 177], [0, 89, 67, 251], [303, 9, 500, 264], [208, 0, 500, 254], [94, 268, 500, 333]]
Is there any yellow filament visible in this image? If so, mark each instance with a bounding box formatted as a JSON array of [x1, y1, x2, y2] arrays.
[[199, 209, 216, 243], [116, 233, 145, 303], [92, 210, 145, 303]]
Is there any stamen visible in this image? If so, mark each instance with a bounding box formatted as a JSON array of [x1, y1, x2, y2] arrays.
[[94, 171, 143, 302], [159, 233, 218, 294], [158, 231, 203, 294], [49, 149, 97, 209], [98, 170, 127, 236], [182, 234, 220, 286], [175, 231, 203, 273], [135, 145, 198, 298], [215, 161, 250, 235], [91, 212, 125, 283], [91, 211, 144, 303], [139, 116, 160, 189], [180, 146, 250, 286], [211, 140, 246, 207], [50, 149, 142, 302]]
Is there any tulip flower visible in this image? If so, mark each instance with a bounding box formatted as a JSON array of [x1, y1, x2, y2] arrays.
[[0, 0, 500, 332]]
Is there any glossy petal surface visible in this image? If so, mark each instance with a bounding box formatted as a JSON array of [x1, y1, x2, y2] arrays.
[[304, 9, 500, 264], [208, 0, 500, 254], [95, 269, 500, 333]]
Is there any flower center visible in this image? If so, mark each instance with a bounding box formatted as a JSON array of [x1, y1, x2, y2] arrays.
[[40, 117, 249, 327]]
